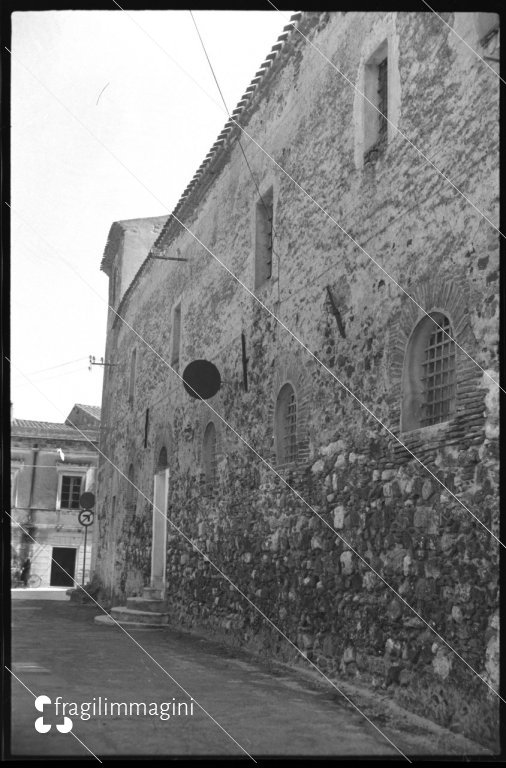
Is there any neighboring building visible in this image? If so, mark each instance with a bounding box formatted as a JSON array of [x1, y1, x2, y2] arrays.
[[94, 12, 499, 746], [11, 404, 100, 587]]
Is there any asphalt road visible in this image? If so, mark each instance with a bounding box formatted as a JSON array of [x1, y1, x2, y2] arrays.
[[9, 595, 490, 760]]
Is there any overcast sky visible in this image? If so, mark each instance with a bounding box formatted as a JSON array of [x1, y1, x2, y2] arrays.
[[11, 10, 292, 423]]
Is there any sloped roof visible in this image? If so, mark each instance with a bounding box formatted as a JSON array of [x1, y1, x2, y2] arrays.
[[73, 404, 101, 421], [12, 419, 76, 432], [104, 11, 311, 318], [11, 419, 99, 441]]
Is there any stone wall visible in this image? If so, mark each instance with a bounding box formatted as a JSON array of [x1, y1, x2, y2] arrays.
[[95, 11, 499, 747]]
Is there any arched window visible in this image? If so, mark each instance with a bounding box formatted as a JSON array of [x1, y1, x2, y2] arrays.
[[203, 422, 217, 493], [402, 312, 456, 432], [126, 463, 136, 511], [157, 446, 168, 472], [275, 383, 297, 464]]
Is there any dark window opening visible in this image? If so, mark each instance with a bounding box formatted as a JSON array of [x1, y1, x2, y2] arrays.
[[363, 42, 388, 163], [377, 57, 388, 142], [157, 447, 168, 472], [126, 464, 136, 511], [171, 304, 182, 370], [203, 422, 217, 494], [255, 188, 274, 288], [61, 475, 83, 509], [144, 408, 150, 448], [276, 383, 297, 464]]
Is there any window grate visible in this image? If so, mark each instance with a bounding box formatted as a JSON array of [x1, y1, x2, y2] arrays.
[[420, 316, 456, 426], [284, 391, 297, 462], [61, 475, 83, 509]]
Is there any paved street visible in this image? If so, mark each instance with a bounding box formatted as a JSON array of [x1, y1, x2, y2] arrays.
[[10, 596, 490, 759]]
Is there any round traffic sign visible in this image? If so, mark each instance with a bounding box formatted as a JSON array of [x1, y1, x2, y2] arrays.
[[78, 510, 94, 527], [79, 492, 95, 510]]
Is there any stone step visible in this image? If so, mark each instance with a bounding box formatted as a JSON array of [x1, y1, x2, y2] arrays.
[[110, 606, 169, 625], [94, 614, 167, 629], [126, 596, 168, 613], [142, 587, 162, 600]]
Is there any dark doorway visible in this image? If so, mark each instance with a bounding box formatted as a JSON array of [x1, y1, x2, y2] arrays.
[[50, 547, 77, 586]]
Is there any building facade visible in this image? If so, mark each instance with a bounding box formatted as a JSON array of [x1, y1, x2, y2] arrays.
[[11, 404, 100, 587], [94, 12, 499, 746]]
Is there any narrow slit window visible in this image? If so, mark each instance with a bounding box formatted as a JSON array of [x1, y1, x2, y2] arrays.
[[255, 188, 274, 288], [203, 422, 217, 494], [126, 464, 136, 511], [377, 57, 388, 141], [363, 41, 388, 158], [144, 408, 149, 449], [171, 303, 182, 370]]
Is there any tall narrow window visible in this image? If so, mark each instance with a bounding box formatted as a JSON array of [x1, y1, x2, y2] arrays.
[[126, 464, 136, 511], [203, 422, 217, 494], [255, 187, 273, 288], [171, 302, 182, 370], [402, 312, 456, 432], [110, 269, 116, 306], [275, 383, 297, 464], [144, 408, 150, 449], [420, 315, 456, 426], [129, 348, 136, 404], [377, 56, 388, 142], [363, 41, 388, 158]]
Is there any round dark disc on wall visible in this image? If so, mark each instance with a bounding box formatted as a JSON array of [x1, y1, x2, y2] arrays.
[[182, 360, 221, 400], [79, 492, 96, 510]]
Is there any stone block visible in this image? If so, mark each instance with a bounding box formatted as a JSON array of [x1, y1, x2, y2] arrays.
[[333, 505, 346, 529], [340, 550, 354, 575], [432, 647, 452, 680]]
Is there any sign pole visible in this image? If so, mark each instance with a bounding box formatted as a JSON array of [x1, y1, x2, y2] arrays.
[[78, 492, 96, 590], [82, 525, 88, 587]]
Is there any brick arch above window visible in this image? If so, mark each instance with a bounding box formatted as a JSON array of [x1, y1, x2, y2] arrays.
[[275, 383, 297, 464], [401, 312, 456, 432], [385, 276, 482, 442]]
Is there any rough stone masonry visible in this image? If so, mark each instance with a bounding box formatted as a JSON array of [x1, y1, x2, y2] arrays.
[[94, 12, 499, 748]]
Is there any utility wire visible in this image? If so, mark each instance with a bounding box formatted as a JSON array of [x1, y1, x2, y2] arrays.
[[189, 10, 281, 303], [28, 356, 89, 375], [107, 5, 501, 394]]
